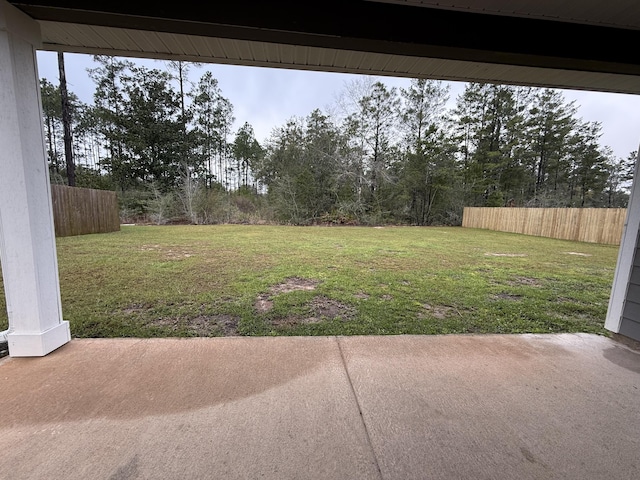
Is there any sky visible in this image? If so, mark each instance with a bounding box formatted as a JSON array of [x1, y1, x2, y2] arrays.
[[36, 51, 640, 161]]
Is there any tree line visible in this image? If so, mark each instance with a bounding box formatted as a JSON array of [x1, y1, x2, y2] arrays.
[[41, 56, 636, 225]]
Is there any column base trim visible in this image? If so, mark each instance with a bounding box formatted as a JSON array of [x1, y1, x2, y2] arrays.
[[8, 321, 70, 357]]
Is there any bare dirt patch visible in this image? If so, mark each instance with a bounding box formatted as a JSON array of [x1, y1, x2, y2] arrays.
[[420, 304, 459, 319], [255, 277, 320, 313], [381, 294, 393, 301], [215, 315, 240, 335], [354, 292, 370, 299], [309, 296, 356, 321], [271, 296, 356, 327], [564, 252, 592, 257], [184, 316, 220, 336], [254, 296, 274, 313], [269, 277, 320, 295]]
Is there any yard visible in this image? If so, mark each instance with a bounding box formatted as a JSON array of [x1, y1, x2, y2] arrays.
[[0, 225, 619, 337]]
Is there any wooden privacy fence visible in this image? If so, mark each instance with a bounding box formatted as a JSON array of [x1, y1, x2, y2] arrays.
[[462, 207, 627, 245], [51, 185, 120, 237]]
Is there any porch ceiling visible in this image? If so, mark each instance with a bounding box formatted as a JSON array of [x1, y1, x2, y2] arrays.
[[8, 1, 640, 94]]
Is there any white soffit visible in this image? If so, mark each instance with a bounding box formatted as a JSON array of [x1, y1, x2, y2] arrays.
[[37, 21, 640, 95]]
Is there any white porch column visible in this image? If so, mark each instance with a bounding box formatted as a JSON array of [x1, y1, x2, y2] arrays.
[[0, 0, 70, 356], [605, 146, 640, 334]]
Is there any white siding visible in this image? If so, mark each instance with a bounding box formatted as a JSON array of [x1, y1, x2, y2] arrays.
[[620, 245, 640, 340]]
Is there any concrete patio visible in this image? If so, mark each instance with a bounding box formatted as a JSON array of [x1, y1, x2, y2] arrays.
[[1, 333, 638, 479]]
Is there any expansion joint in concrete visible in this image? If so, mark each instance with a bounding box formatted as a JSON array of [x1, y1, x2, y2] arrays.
[[335, 336, 384, 480]]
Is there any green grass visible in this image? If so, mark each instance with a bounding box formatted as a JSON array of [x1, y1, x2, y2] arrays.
[[0, 225, 619, 338]]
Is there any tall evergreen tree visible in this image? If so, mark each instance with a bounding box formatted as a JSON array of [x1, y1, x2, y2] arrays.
[[347, 81, 400, 218], [567, 121, 608, 207], [232, 122, 263, 190], [523, 89, 576, 205], [452, 83, 530, 206], [120, 66, 184, 191], [88, 56, 134, 192], [399, 79, 456, 224], [40, 78, 63, 173], [167, 60, 200, 176], [58, 52, 76, 186], [40, 77, 84, 182], [189, 72, 235, 188]]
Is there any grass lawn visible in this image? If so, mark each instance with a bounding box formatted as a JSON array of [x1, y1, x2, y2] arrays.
[[0, 225, 619, 338]]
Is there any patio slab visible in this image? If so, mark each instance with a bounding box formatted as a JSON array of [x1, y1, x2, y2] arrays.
[[339, 333, 640, 480], [0, 334, 638, 479], [0, 337, 379, 480]]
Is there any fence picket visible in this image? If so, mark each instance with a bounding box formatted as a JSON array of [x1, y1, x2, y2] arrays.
[[462, 207, 625, 245], [51, 185, 120, 237]]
